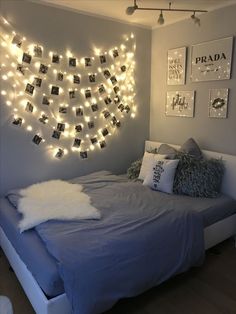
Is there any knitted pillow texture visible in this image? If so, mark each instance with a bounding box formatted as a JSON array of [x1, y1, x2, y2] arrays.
[[173, 153, 224, 197]]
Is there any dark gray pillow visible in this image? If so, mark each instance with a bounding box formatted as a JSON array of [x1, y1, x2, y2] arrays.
[[157, 144, 177, 159], [179, 138, 202, 159], [127, 159, 142, 180], [173, 153, 224, 198]]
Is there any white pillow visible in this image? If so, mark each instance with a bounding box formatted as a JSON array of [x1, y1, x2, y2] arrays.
[[138, 152, 166, 180], [143, 159, 179, 194]]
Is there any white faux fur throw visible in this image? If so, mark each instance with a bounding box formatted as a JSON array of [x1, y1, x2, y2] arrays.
[[18, 180, 101, 232]]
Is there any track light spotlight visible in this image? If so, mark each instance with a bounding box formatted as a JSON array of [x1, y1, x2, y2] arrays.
[[126, 0, 138, 15], [191, 11, 201, 26], [157, 10, 165, 25]]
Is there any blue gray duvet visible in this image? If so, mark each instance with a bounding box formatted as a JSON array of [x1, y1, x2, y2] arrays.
[[33, 171, 205, 314]]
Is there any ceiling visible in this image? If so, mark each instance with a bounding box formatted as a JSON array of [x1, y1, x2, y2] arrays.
[[38, 0, 236, 28]]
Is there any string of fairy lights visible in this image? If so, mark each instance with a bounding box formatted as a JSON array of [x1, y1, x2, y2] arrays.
[[0, 16, 136, 159]]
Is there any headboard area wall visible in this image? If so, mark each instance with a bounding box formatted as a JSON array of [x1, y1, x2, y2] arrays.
[[145, 140, 236, 200], [150, 4, 236, 156], [0, 0, 151, 197]]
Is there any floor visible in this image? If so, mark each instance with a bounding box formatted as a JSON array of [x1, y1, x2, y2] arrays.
[[0, 239, 236, 314]]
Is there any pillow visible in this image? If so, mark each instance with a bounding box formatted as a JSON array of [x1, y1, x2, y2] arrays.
[[143, 158, 179, 194], [127, 159, 142, 180], [157, 143, 177, 159], [179, 138, 202, 159], [138, 152, 167, 180], [173, 154, 224, 197]]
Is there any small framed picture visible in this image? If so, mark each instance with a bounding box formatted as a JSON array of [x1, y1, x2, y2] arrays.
[[88, 121, 95, 129], [25, 83, 34, 95], [51, 86, 59, 95], [113, 86, 120, 94], [75, 124, 82, 132], [25, 101, 34, 113], [17, 63, 26, 75], [167, 47, 186, 85], [91, 137, 98, 144], [73, 75, 80, 84], [52, 130, 61, 139], [52, 54, 60, 64], [73, 138, 81, 148], [57, 72, 64, 81], [103, 110, 110, 119], [124, 105, 130, 113], [104, 96, 112, 105], [89, 74, 96, 83], [34, 77, 42, 87], [12, 34, 22, 48], [91, 104, 98, 112], [209, 88, 229, 118], [12, 117, 23, 126], [114, 96, 120, 104], [59, 106, 67, 114], [101, 128, 109, 137], [57, 123, 65, 132], [100, 55, 106, 64], [76, 108, 83, 116], [112, 49, 119, 58], [39, 114, 48, 124], [121, 65, 126, 72], [69, 90, 76, 99], [85, 89, 92, 99], [98, 84, 106, 95], [118, 103, 125, 112], [42, 96, 50, 105], [166, 91, 195, 117], [84, 57, 92, 67], [69, 57, 76, 67], [22, 52, 32, 64], [39, 64, 48, 74], [55, 148, 64, 159], [34, 45, 43, 58], [80, 151, 88, 159], [110, 76, 117, 85], [100, 140, 107, 149], [32, 134, 42, 145], [103, 69, 111, 79]]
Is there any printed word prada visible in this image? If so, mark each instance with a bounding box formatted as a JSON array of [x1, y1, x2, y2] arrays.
[[195, 53, 226, 64]]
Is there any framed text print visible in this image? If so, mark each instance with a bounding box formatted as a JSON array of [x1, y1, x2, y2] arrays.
[[209, 88, 229, 118], [166, 91, 195, 117], [167, 47, 186, 85], [191, 37, 233, 82]]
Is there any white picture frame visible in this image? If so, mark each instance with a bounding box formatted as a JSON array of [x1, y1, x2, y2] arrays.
[[209, 88, 229, 118], [166, 90, 195, 117], [167, 47, 186, 85], [191, 37, 233, 82]]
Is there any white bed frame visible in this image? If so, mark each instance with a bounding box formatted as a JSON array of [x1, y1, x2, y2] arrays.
[[0, 140, 236, 314]]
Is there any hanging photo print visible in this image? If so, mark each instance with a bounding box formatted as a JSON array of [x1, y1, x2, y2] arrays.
[[12, 34, 22, 47], [12, 117, 23, 126], [22, 52, 32, 64], [52, 54, 60, 64], [55, 148, 64, 159], [39, 63, 48, 74], [33, 45, 43, 58], [25, 102, 34, 113], [69, 57, 76, 67], [52, 130, 61, 139], [32, 135, 42, 145], [25, 83, 34, 95]]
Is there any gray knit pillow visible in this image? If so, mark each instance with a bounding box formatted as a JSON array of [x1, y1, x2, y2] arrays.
[[127, 159, 142, 180], [173, 153, 224, 197]]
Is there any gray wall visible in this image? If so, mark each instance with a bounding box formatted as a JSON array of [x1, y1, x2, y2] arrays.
[[150, 5, 236, 155], [0, 0, 151, 196]]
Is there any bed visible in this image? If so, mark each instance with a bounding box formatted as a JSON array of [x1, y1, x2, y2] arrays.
[[0, 140, 236, 314]]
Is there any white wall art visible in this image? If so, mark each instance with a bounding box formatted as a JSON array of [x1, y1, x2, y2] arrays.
[[209, 88, 229, 118], [191, 37, 233, 82], [166, 91, 195, 117], [167, 47, 186, 85]]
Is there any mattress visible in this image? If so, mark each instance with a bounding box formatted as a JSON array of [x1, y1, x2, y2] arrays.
[[0, 197, 64, 297], [0, 173, 236, 299]]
